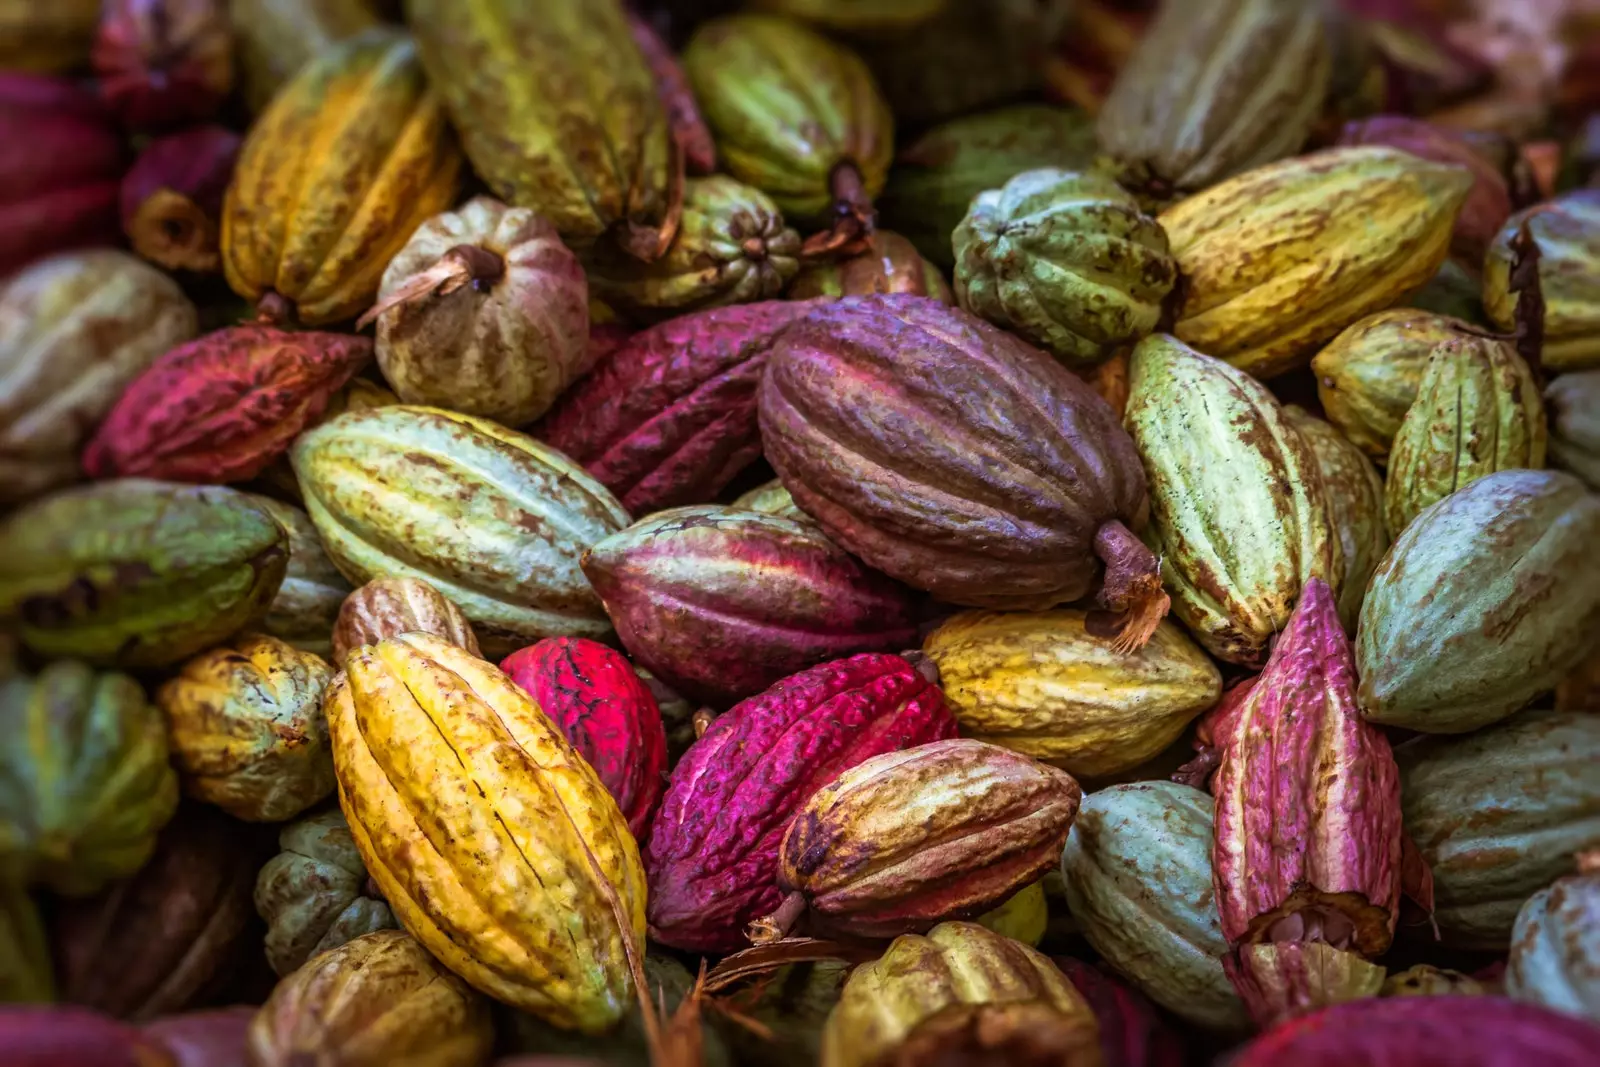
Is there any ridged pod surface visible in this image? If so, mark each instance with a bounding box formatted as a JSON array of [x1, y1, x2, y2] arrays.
[[1399, 711, 1600, 948], [329, 633, 648, 1031], [1124, 334, 1341, 666], [290, 405, 630, 657], [1506, 855, 1600, 1023], [787, 230, 952, 304], [1484, 189, 1600, 372], [922, 609, 1220, 780], [1160, 147, 1471, 379], [331, 576, 481, 668], [247, 496, 350, 660], [0, 250, 196, 505], [221, 28, 462, 326], [1547, 371, 1600, 490], [644, 652, 956, 953], [582, 505, 919, 709], [1356, 470, 1600, 733], [1284, 408, 1388, 634]]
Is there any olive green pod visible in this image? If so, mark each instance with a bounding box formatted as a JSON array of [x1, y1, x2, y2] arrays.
[[1546, 370, 1600, 491], [1483, 189, 1600, 373]]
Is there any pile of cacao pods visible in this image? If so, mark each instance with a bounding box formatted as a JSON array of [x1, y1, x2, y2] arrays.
[[5, 0, 1600, 1064]]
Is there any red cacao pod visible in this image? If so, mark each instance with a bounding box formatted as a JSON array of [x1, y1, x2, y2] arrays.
[[0, 74, 124, 277], [120, 125, 240, 273], [1054, 957, 1184, 1067], [0, 1006, 176, 1066], [536, 300, 820, 515], [142, 1007, 253, 1067], [582, 504, 920, 708], [643, 652, 957, 953], [500, 636, 668, 840], [759, 294, 1168, 652], [628, 11, 716, 176], [92, 0, 233, 131], [82, 325, 372, 484]]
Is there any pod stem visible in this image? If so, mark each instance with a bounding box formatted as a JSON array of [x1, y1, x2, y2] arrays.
[[1088, 520, 1170, 654], [746, 891, 806, 945], [801, 162, 876, 259], [354, 243, 504, 330], [255, 290, 294, 325], [618, 134, 687, 263]]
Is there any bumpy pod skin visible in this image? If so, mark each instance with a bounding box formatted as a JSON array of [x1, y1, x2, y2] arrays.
[[156, 634, 337, 823], [923, 609, 1220, 781], [254, 806, 397, 977], [1506, 856, 1600, 1022], [643, 652, 956, 953], [0, 661, 179, 897], [92, 0, 234, 132], [372, 196, 589, 428], [230, 0, 380, 112], [246, 930, 494, 1067], [332, 577, 481, 669], [871, 1000, 1105, 1067], [1492, 191, 1600, 371], [1054, 958, 1185, 1067], [0, 480, 288, 669], [582, 505, 919, 709], [1284, 408, 1388, 635], [1356, 470, 1600, 733], [953, 168, 1176, 367], [1383, 336, 1546, 535], [329, 633, 648, 1032], [119, 125, 241, 273], [537, 300, 818, 515], [290, 405, 630, 657], [83, 326, 372, 485], [0, 250, 196, 505], [221, 28, 462, 326], [500, 637, 668, 841], [1058, 782, 1251, 1032], [1400, 711, 1600, 949], [1547, 371, 1600, 490], [406, 0, 676, 258], [771, 739, 1081, 940], [1124, 334, 1342, 667], [247, 496, 350, 660], [819, 921, 1099, 1067], [760, 295, 1167, 647], [788, 230, 952, 304], [1160, 146, 1471, 379]]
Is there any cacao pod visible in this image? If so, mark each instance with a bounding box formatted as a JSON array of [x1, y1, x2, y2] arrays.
[[0, 661, 179, 896], [1058, 781, 1251, 1032], [119, 125, 241, 274], [1547, 371, 1600, 490], [1054, 958, 1185, 1067], [254, 806, 396, 978], [1160, 146, 1471, 379], [220, 27, 462, 326], [582, 505, 919, 709], [92, 0, 233, 131], [868, 1001, 1104, 1067], [953, 168, 1176, 367], [290, 405, 630, 658], [368, 196, 589, 427], [1506, 853, 1600, 1022], [1407, 258, 1489, 324], [245, 929, 494, 1067], [922, 609, 1220, 781], [246, 496, 349, 660], [499, 637, 669, 840], [761, 295, 1169, 651], [730, 479, 805, 520], [976, 881, 1049, 948], [1124, 333, 1342, 666], [1382, 965, 1487, 998], [0, 250, 197, 505], [1399, 710, 1600, 950], [0, 0, 100, 73], [330, 633, 648, 1031], [0, 1005, 177, 1067], [331, 577, 481, 669], [636, 666, 698, 766], [157, 634, 337, 823], [83, 326, 372, 485], [644, 652, 956, 953], [787, 230, 952, 304], [1356, 470, 1600, 733], [0, 480, 288, 669], [0, 882, 53, 1003], [1484, 189, 1600, 373], [142, 1006, 253, 1067], [229, 0, 381, 112]]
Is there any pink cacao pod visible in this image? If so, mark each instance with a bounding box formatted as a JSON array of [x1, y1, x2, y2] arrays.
[[141, 1007, 253, 1067], [1054, 957, 1185, 1067], [536, 300, 821, 515], [92, 0, 233, 131], [0, 1006, 178, 1066], [759, 294, 1169, 653], [120, 125, 240, 274], [643, 652, 957, 953], [582, 504, 920, 708], [82, 325, 372, 484], [627, 11, 716, 176], [500, 636, 668, 840], [0, 75, 124, 277]]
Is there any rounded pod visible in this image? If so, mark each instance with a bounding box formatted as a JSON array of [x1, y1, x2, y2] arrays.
[[0, 250, 197, 505], [142, 1006, 255, 1067], [1484, 189, 1600, 373], [1506, 857, 1600, 1022], [1058, 781, 1251, 1032], [1546, 371, 1600, 490], [953, 168, 1176, 367], [246, 929, 493, 1067], [787, 230, 951, 304], [331, 577, 481, 669], [247, 496, 351, 660], [254, 807, 397, 978], [1357, 470, 1600, 733], [157, 634, 337, 823], [0, 661, 178, 896], [290, 405, 630, 658], [221, 28, 462, 326]]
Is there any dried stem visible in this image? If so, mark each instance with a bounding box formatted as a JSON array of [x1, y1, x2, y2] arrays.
[[1088, 520, 1170, 654], [800, 162, 876, 259], [355, 243, 504, 330], [618, 136, 686, 262], [746, 891, 806, 945]]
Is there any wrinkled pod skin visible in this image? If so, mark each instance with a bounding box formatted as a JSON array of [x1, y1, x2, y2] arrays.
[[331, 576, 481, 669], [1505, 853, 1600, 1023]]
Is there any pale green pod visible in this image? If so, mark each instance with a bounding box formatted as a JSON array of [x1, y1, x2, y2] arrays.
[[1506, 862, 1600, 1023]]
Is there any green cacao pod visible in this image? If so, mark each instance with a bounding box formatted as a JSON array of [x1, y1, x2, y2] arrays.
[[247, 496, 349, 660], [1407, 258, 1488, 325], [731, 479, 805, 520], [0, 480, 289, 669], [1547, 371, 1600, 491], [1058, 781, 1250, 1032], [1383, 335, 1547, 535], [0, 661, 178, 896], [1357, 470, 1600, 733], [1124, 334, 1342, 666], [1285, 407, 1388, 634], [0, 882, 52, 1003], [290, 405, 631, 657], [953, 168, 1177, 367], [1506, 854, 1600, 1022], [1399, 710, 1600, 948], [1484, 189, 1600, 373]]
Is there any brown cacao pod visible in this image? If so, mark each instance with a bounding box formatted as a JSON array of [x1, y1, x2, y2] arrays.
[[330, 577, 481, 669]]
